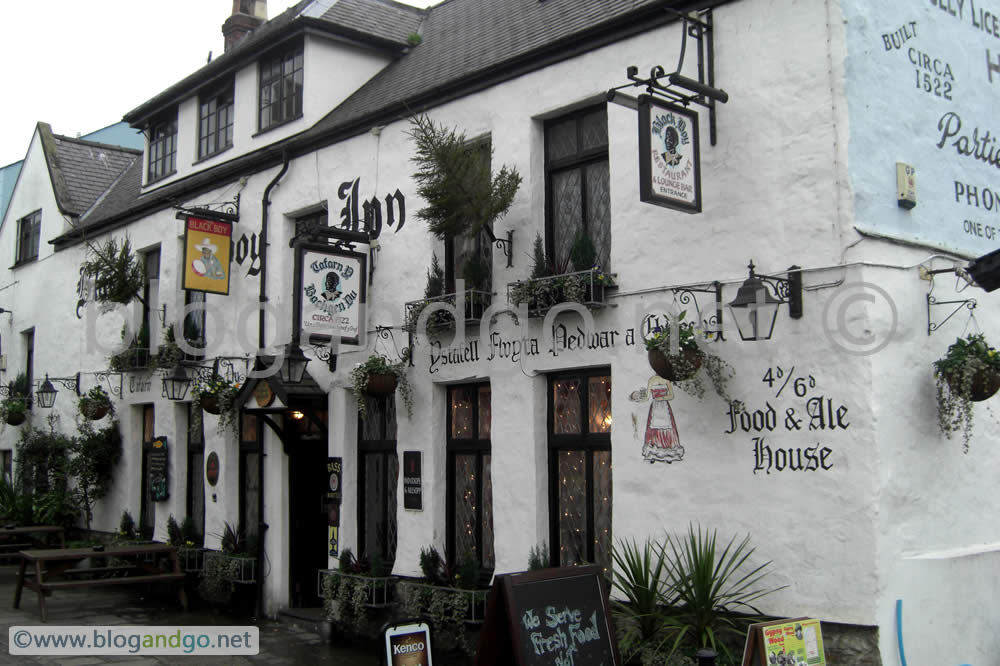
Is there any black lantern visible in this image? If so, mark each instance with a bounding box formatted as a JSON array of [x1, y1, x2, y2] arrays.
[[35, 375, 58, 409], [280, 342, 310, 384], [162, 363, 191, 401], [727, 261, 802, 341]]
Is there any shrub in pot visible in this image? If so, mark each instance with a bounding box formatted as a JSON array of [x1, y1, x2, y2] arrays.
[[933, 332, 1000, 453]]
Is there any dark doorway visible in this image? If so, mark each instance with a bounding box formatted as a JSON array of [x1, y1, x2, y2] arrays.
[[287, 411, 329, 607]]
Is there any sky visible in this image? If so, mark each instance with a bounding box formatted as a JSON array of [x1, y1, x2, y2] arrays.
[[0, 0, 436, 168]]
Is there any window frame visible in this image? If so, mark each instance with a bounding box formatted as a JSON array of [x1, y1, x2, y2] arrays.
[[14, 210, 41, 265], [446, 383, 493, 575], [186, 402, 205, 543], [444, 138, 493, 293], [147, 113, 178, 183], [357, 394, 398, 568], [198, 83, 235, 160], [258, 42, 304, 132], [239, 412, 262, 544], [546, 368, 612, 569], [139, 404, 156, 541], [543, 104, 611, 273]]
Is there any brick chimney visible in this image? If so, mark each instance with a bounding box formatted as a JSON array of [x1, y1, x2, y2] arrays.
[[222, 0, 268, 52]]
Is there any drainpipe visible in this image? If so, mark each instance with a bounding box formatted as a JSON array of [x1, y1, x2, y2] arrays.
[[259, 151, 290, 351], [256, 151, 288, 619]]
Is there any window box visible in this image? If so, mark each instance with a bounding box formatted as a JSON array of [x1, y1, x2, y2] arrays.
[[404, 289, 492, 332], [202, 550, 257, 583], [178, 547, 206, 573], [507, 268, 614, 318], [396, 579, 490, 626], [319, 570, 396, 609]]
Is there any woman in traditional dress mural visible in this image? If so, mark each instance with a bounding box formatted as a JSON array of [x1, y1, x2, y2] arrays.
[[641, 375, 684, 463]]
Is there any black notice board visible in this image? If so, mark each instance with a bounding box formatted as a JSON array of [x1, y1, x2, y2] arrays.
[[403, 451, 422, 510], [477, 565, 621, 666], [148, 437, 168, 501]]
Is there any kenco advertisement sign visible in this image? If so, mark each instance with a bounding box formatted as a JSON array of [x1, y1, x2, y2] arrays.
[[384, 622, 432, 666], [638, 95, 702, 213], [295, 245, 367, 346], [183, 217, 233, 294]]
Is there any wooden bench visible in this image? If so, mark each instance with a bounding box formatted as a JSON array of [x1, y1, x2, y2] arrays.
[[0, 526, 65, 562], [13, 543, 188, 622]]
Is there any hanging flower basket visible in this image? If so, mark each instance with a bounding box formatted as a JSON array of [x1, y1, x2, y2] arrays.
[[648, 349, 703, 382], [82, 404, 111, 420], [4, 411, 25, 426], [200, 395, 221, 415], [944, 366, 1000, 402], [364, 373, 398, 396]]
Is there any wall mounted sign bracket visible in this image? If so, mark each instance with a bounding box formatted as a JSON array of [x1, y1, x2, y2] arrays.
[[671, 283, 725, 342], [607, 9, 726, 145], [173, 193, 240, 224], [482, 228, 514, 268], [927, 294, 977, 336]]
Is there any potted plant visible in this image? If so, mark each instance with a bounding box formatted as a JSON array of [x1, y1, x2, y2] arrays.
[[349, 354, 413, 418], [152, 324, 184, 370], [322, 548, 395, 635], [933, 333, 1000, 452], [1, 373, 30, 426], [644, 312, 704, 381], [78, 385, 113, 421], [108, 322, 150, 372], [191, 373, 240, 432]]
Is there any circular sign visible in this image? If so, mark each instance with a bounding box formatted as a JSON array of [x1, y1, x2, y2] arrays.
[[206, 451, 220, 487], [329, 473, 339, 493], [253, 381, 275, 408]]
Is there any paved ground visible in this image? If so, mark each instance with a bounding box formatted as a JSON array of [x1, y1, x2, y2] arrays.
[[0, 564, 383, 665]]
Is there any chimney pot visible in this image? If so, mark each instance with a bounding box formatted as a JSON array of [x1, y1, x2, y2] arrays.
[[223, 1, 267, 52]]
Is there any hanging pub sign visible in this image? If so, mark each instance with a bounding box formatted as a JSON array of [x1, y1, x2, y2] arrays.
[[295, 244, 367, 346], [183, 216, 233, 295], [637, 95, 702, 213], [148, 436, 169, 502]]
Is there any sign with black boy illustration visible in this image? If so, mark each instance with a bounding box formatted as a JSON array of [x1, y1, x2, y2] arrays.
[[638, 95, 702, 213], [295, 244, 367, 346]]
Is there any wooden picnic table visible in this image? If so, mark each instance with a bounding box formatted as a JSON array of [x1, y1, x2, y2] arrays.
[[13, 543, 188, 622], [0, 526, 65, 562]]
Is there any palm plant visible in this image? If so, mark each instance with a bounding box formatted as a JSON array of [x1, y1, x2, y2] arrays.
[[611, 537, 676, 662], [660, 525, 784, 662]]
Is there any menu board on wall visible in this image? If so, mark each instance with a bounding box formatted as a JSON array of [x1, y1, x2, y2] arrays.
[[148, 437, 168, 502], [477, 565, 621, 665], [844, 1, 1000, 257]]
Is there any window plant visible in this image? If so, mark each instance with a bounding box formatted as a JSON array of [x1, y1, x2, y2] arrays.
[[108, 321, 150, 371], [191, 373, 240, 434], [152, 324, 184, 370], [349, 354, 413, 418], [323, 548, 394, 634], [199, 521, 257, 604], [78, 385, 113, 421], [933, 332, 1000, 453]]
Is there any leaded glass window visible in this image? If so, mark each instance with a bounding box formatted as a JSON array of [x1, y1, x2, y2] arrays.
[[359, 394, 398, 566], [447, 384, 493, 574], [259, 43, 303, 130], [545, 106, 611, 272], [548, 370, 612, 571]]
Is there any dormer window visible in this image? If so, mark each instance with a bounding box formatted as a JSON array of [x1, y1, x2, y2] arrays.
[[147, 112, 177, 183], [259, 43, 303, 131], [199, 84, 234, 159]]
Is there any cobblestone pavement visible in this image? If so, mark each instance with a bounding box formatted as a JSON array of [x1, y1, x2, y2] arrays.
[[0, 564, 381, 665]]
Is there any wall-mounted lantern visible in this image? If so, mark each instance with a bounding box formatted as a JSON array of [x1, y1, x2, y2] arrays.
[[162, 363, 192, 401], [727, 261, 802, 341], [280, 342, 310, 385]]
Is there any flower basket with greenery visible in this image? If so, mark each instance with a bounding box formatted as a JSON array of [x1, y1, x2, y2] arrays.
[[507, 234, 612, 316], [191, 373, 240, 433], [644, 312, 736, 404], [78, 386, 113, 421], [1, 373, 30, 426], [349, 354, 412, 418], [168, 515, 205, 572], [933, 333, 1000, 452], [199, 522, 257, 604]]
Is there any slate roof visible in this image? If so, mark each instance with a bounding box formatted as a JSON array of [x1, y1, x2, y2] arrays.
[[41, 125, 140, 218], [57, 0, 711, 246], [315, 0, 424, 46]]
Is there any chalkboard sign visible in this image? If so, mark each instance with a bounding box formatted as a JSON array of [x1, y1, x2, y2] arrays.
[[477, 565, 621, 666], [148, 436, 168, 502]]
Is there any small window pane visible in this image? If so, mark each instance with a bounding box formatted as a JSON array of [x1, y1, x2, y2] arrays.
[[451, 387, 475, 439], [552, 168, 583, 270], [558, 450, 587, 566], [592, 450, 612, 572], [581, 108, 609, 150], [547, 118, 578, 161], [454, 454, 478, 561], [482, 454, 494, 569], [553, 378, 582, 434], [588, 375, 612, 433], [478, 386, 491, 439]]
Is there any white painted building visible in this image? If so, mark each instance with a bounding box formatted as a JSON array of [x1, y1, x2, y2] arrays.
[[1, 0, 999, 662]]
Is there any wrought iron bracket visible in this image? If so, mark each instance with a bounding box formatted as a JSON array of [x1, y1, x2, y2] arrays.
[[37, 373, 81, 396], [607, 9, 725, 145], [482, 227, 514, 268], [191, 356, 252, 384], [927, 294, 977, 336], [173, 193, 241, 224], [753, 266, 803, 319], [88, 371, 124, 398], [376, 325, 413, 368], [670, 282, 725, 342]]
